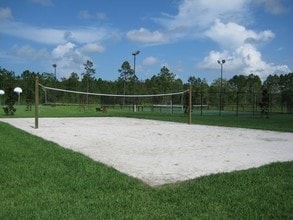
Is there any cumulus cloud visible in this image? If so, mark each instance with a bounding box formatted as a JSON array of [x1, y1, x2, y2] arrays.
[[205, 20, 275, 50], [199, 44, 290, 80], [237, 44, 290, 78], [0, 8, 113, 77], [157, 0, 290, 79], [51, 42, 89, 78], [200, 18, 289, 79], [52, 42, 76, 59]]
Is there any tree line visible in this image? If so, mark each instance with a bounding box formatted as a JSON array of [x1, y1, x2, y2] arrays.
[[0, 60, 292, 113]]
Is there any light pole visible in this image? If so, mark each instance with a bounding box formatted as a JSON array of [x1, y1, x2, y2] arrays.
[[52, 64, 57, 80], [132, 50, 140, 78], [52, 64, 57, 103], [14, 87, 22, 105], [132, 50, 140, 111], [217, 59, 225, 116], [0, 90, 4, 106]]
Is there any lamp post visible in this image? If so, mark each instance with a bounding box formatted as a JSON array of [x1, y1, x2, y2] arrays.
[[0, 89, 4, 106], [132, 50, 140, 77], [14, 87, 22, 105], [217, 59, 225, 116], [52, 64, 57, 80], [132, 50, 140, 112]]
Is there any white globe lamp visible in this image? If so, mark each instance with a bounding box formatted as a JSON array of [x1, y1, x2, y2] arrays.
[[14, 87, 23, 105], [0, 89, 4, 106]]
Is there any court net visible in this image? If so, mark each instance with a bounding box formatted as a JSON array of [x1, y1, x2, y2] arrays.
[[39, 84, 189, 113]]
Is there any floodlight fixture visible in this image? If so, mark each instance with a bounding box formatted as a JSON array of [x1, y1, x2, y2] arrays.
[[132, 50, 140, 56], [217, 59, 225, 64]]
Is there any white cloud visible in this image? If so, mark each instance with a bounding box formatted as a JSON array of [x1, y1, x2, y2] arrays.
[[199, 50, 240, 70], [200, 18, 289, 79], [52, 42, 76, 59], [237, 44, 290, 78], [0, 20, 66, 44], [0, 11, 118, 78], [199, 44, 290, 80], [156, 0, 290, 79], [126, 28, 169, 44], [51, 42, 89, 78], [0, 16, 119, 45], [157, 0, 249, 31], [205, 20, 275, 50], [143, 56, 158, 66], [80, 43, 105, 53], [11, 44, 49, 60]]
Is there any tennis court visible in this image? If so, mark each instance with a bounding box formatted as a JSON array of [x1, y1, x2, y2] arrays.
[[1, 117, 292, 186]]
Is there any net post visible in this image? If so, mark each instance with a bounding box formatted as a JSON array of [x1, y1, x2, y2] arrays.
[[35, 76, 39, 129], [188, 83, 192, 124]]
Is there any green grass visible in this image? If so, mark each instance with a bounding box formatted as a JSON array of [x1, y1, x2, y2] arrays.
[[1, 105, 292, 132], [0, 122, 292, 219]]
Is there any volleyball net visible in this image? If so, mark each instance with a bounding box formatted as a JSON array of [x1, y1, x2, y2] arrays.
[[38, 83, 190, 113], [33, 76, 192, 128]]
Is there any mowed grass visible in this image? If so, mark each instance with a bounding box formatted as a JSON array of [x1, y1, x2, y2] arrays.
[[1, 104, 293, 132], [0, 122, 292, 219], [1, 105, 293, 218]]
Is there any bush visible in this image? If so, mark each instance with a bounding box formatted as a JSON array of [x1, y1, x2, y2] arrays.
[[2, 87, 17, 115], [3, 105, 16, 115]]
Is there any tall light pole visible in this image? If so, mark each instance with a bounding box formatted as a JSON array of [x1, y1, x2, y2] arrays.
[[52, 64, 57, 80], [132, 50, 140, 78], [132, 50, 140, 111], [217, 59, 225, 116], [52, 64, 57, 103]]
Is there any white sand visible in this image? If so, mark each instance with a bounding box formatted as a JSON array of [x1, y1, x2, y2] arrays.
[[1, 117, 292, 186]]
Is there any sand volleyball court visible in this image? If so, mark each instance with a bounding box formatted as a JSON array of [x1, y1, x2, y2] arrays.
[[1, 117, 292, 186]]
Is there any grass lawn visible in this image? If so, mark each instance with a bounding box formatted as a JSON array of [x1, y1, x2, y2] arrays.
[[1, 104, 293, 132], [1, 105, 292, 218]]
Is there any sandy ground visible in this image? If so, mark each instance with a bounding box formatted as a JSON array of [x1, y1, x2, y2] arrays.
[[1, 117, 292, 186]]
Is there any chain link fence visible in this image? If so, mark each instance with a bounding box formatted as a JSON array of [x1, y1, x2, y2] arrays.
[[192, 91, 293, 116]]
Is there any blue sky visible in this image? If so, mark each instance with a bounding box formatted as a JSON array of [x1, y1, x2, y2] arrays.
[[0, 0, 292, 83]]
